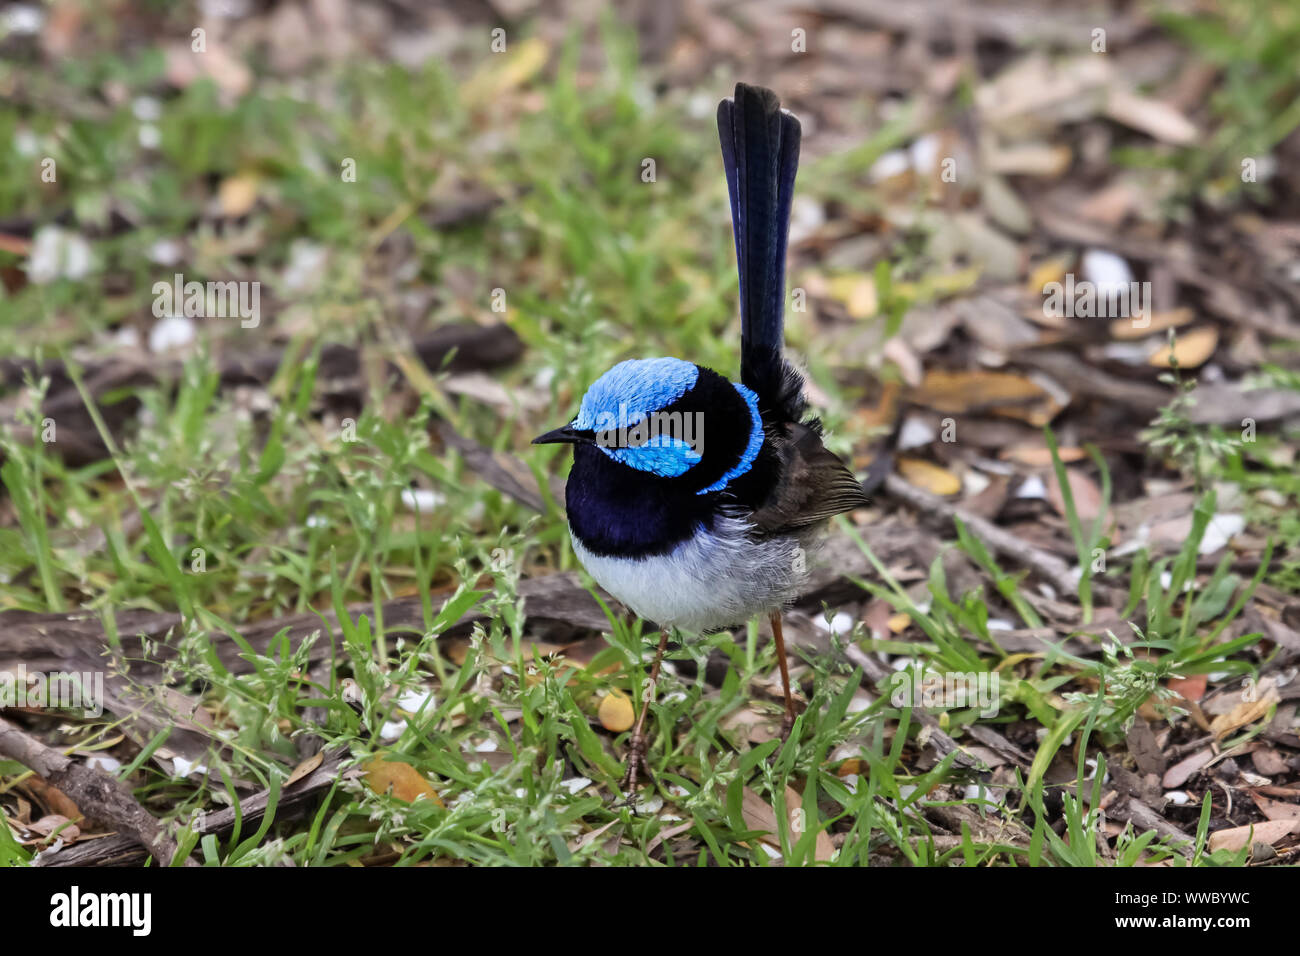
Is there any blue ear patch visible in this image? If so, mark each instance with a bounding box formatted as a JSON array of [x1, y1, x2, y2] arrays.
[[602, 434, 702, 477], [574, 358, 699, 432]]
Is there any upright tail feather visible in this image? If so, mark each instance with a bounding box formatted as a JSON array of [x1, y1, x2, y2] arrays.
[[717, 83, 804, 420]]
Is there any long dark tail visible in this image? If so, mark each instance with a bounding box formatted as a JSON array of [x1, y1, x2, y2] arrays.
[[717, 83, 805, 421]]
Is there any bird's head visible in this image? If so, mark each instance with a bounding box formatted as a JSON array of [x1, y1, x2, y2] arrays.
[[533, 357, 765, 494]]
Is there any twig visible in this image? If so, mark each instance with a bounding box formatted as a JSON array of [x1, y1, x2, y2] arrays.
[[35, 749, 347, 867], [0, 716, 190, 866], [883, 473, 1080, 596]]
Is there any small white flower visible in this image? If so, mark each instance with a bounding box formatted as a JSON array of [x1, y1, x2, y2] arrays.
[[138, 124, 162, 150], [149, 315, 195, 353], [28, 226, 94, 284], [172, 756, 208, 778], [132, 96, 162, 122], [815, 611, 854, 636], [399, 488, 444, 514], [561, 777, 592, 795]]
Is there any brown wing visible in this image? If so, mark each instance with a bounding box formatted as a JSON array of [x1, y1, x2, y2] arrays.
[[748, 421, 870, 536]]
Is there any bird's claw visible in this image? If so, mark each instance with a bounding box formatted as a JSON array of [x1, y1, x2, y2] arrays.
[[611, 733, 655, 812]]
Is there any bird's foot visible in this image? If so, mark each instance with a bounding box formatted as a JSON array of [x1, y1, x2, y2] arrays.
[[620, 731, 649, 791], [612, 732, 655, 812]]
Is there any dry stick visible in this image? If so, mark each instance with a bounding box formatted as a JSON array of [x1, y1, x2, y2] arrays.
[[35, 748, 348, 867], [0, 716, 190, 866], [883, 473, 1080, 597]]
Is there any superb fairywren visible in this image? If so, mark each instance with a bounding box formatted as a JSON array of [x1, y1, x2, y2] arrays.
[[534, 84, 869, 789]]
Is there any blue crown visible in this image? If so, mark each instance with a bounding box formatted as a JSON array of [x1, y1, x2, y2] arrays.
[[573, 358, 699, 431]]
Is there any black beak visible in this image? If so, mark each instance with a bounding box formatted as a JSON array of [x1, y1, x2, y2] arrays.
[[532, 424, 595, 446]]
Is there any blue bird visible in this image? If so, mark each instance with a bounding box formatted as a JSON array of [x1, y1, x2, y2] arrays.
[[534, 84, 869, 791]]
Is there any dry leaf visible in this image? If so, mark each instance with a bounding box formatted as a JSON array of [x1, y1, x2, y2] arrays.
[[1109, 308, 1193, 340], [464, 36, 549, 105], [1002, 444, 1086, 466], [910, 369, 1062, 425], [1207, 819, 1297, 854], [1105, 89, 1199, 145], [19, 777, 81, 821], [1149, 327, 1218, 368], [827, 274, 878, 319], [1046, 467, 1103, 523], [740, 786, 834, 862], [598, 690, 635, 732], [1250, 793, 1300, 823], [644, 821, 695, 857], [285, 751, 324, 788], [23, 814, 81, 844], [218, 175, 259, 218], [1162, 747, 1214, 788], [1209, 693, 1276, 741], [1027, 255, 1071, 294], [898, 457, 961, 496], [363, 757, 444, 806], [1251, 748, 1289, 777], [1168, 674, 1207, 703]]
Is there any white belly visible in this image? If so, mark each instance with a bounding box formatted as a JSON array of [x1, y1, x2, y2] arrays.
[[570, 514, 806, 633]]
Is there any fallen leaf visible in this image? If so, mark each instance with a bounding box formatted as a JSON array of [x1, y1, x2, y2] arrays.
[[898, 457, 961, 496], [285, 751, 324, 788], [18, 777, 81, 821], [1105, 88, 1199, 145], [1207, 819, 1297, 854], [1046, 467, 1103, 523], [1251, 748, 1289, 777], [218, 174, 259, 218], [465, 36, 549, 105], [1149, 327, 1218, 368], [0, 233, 32, 256], [363, 757, 444, 806], [23, 814, 81, 844], [740, 786, 834, 862], [1209, 693, 1277, 741], [910, 368, 1063, 425], [569, 819, 621, 853], [1162, 747, 1214, 789], [1026, 255, 1071, 295], [1109, 307, 1193, 340], [826, 273, 878, 319], [644, 820, 695, 857], [1250, 793, 1300, 823], [1002, 444, 1086, 466], [1168, 674, 1207, 703], [598, 690, 635, 733]]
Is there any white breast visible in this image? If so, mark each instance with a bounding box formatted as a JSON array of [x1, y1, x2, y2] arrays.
[[570, 514, 807, 633]]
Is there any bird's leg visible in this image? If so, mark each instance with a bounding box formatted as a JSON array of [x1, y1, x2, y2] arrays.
[[770, 611, 797, 743], [620, 629, 670, 794]]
